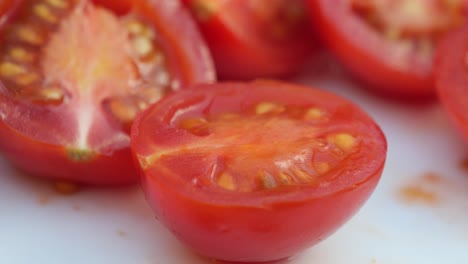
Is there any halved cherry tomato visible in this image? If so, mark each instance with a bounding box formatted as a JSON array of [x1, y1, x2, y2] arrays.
[[131, 80, 387, 262], [0, 0, 214, 185], [183, 0, 315, 80], [306, 0, 466, 99], [435, 23, 468, 142]]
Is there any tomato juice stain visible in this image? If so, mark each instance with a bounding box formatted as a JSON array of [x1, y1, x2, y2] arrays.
[[399, 185, 438, 205], [398, 172, 442, 206], [116, 229, 128, 238], [37, 193, 50, 206], [53, 180, 80, 195]]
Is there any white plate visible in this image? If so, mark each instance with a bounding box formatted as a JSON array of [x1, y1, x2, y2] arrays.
[[0, 55, 467, 264]]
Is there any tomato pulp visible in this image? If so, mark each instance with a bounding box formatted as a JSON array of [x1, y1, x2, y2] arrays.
[[183, 0, 315, 80], [0, 0, 214, 185], [307, 0, 466, 99], [131, 80, 387, 262], [435, 23, 468, 142]]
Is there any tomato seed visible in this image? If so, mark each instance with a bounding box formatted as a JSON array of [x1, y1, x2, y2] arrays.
[[259, 171, 277, 189], [126, 20, 148, 36], [106, 97, 140, 124], [330, 133, 356, 151], [9, 47, 35, 62], [190, 0, 219, 22], [132, 36, 154, 57], [304, 107, 325, 120], [315, 162, 330, 174], [218, 172, 236, 191], [34, 3, 58, 23], [14, 72, 40, 86], [292, 168, 314, 183], [0, 62, 25, 77], [37, 86, 65, 104], [278, 172, 293, 185], [179, 117, 211, 136], [255, 102, 285, 115], [16, 26, 44, 45], [46, 0, 68, 9]]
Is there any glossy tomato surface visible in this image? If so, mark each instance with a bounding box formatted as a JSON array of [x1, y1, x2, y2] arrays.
[[184, 0, 314, 80], [0, 0, 214, 185], [306, 0, 466, 99], [435, 23, 468, 142], [131, 80, 387, 262]]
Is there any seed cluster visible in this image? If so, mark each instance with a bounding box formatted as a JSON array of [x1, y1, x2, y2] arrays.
[[178, 101, 358, 192], [0, 0, 172, 126], [352, 0, 463, 59], [0, 0, 72, 104]]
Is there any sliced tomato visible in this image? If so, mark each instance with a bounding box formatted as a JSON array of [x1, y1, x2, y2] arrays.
[[0, 0, 214, 185], [306, 0, 466, 99], [131, 80, 387, 262], [183, 0, 315, 80], [435, 23, 468, 142]]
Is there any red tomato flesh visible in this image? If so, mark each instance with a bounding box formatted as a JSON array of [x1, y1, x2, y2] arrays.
[[435, 23, 468, 142], [184, 0, 315, 80], [0, 0, 214, 185], [131, 80, 387, 262], [306, 0, 466, 99]]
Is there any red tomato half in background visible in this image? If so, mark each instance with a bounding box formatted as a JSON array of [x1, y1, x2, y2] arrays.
[[435, 24, 468, 142], [307, 0, 466, 99], [0, 0, 214, 185], [132, 80, 387, 262], [183, 0, 315, 80]]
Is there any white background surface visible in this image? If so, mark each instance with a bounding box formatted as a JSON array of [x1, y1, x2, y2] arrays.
[[0, 55, 467, 264]]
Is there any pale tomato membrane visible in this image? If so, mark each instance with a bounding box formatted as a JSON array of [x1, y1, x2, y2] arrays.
[[140, 101, 359, 192], [0, 0, 173, 156], [351, 0, 464, 70]]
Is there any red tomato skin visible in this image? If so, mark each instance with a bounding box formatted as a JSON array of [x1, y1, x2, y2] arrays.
[[132, 81, 387, 262], [306, 0, 435, 100], [0, 120, 135, 185], [184, 0, 315, 80], [0, 0, 215, 185], [435, 24, 468, 143], [142, 166, 383, 262]]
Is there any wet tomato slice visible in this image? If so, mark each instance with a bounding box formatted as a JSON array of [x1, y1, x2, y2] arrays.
[[435, 23, 468, 143], [131, 80, 387, 262], [183, 0, 315, 80], [0, 0, 215, 185], [306, 0, 466, 99]]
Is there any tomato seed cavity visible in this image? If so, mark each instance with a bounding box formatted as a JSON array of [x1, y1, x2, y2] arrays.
[[352, 0, 463, 58], [173, 101, 358, 192], [0, 0, 172, 123]]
